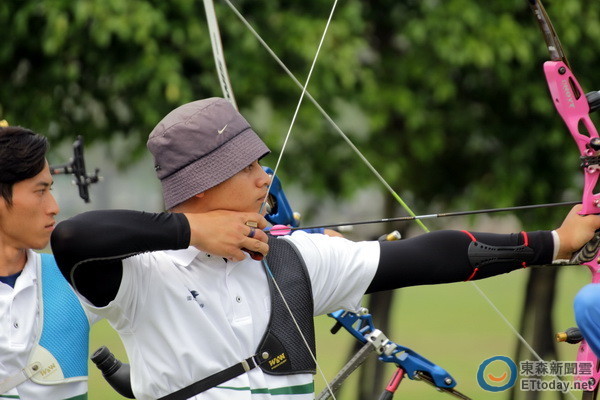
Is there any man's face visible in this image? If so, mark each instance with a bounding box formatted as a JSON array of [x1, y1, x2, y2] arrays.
[[199, 160, 270, 213], [0, 162, 59, 250]]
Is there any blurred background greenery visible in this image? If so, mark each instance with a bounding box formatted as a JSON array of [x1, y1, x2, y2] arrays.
[[4, 0, 600, 398], [4, 0, 600, 219]]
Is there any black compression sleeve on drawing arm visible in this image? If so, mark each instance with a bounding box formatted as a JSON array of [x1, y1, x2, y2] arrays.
[[366, 230, 554, 293], [51, 210, 191, 307]]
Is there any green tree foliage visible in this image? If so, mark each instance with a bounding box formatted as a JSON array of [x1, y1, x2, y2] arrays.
[[2, 0, 600, 224]]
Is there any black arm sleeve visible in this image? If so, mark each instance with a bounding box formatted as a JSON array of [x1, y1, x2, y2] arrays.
[[51, 210, 191, 307], [366, 230, 554, 293]]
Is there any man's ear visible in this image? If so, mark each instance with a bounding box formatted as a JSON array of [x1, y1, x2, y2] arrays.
[[170, 192, 205, 213]]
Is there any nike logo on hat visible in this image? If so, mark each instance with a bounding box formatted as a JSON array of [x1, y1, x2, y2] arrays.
[[217, 124, 228, 135]]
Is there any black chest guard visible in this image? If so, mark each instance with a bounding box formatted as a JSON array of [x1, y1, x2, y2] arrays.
[[159, 235, 317, 400], [257, 235, 316, 375]]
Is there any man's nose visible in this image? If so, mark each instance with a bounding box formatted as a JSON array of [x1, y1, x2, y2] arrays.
[[47, 193, 60, 216]]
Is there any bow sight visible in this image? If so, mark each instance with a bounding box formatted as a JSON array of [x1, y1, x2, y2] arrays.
[[50, 135, 100, 203]]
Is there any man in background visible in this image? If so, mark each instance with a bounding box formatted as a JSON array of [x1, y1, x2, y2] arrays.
[[0, 125, 96, 400]]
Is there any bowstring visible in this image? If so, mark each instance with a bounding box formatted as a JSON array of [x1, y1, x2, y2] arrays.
[[217, 0, 575, 397], [256, 1, 340, 398], [203, 0, 238, 108], [221, 0, 428, 233], [203, 0, 338, 397]]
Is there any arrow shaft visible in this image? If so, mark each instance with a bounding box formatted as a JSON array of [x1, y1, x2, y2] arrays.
[[290, 201, 579, 232]]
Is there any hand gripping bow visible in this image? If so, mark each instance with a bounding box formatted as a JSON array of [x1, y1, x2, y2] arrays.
[[529, 0, 600, 397]]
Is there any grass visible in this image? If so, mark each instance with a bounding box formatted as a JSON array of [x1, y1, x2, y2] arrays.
[[88, 264, 592, 399]]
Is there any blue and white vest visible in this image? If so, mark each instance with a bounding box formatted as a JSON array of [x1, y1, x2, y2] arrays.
[[27, 253, 90, 385]]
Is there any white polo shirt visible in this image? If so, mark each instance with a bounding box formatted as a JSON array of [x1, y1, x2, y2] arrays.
[[82, 232, 379, 400], [0, 250, 92, 400]]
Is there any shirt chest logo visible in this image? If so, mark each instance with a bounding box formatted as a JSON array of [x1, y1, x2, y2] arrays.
[[187, 289, 205, 308]]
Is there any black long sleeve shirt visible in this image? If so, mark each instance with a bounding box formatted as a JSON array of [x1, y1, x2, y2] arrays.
[[50, 210, 554, 307]]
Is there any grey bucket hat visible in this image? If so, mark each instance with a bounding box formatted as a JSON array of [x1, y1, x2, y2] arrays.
[[147, 98, 270, 210]]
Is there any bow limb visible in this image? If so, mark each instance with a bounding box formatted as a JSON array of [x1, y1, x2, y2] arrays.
[[202, 0, 237, 109], [529, 0, 600, 397]]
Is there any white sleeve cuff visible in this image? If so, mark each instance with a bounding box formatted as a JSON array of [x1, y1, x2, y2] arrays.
[[551, 230, 569, 264]]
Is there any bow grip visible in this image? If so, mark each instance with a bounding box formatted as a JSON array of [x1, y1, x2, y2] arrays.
[[571, 231, 600, 266]]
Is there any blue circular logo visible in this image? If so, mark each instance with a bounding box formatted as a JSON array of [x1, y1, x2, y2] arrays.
[[477, 356, 518, 392]]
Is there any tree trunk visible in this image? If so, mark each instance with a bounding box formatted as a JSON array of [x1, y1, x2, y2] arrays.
[[354, 195, 404, 400], [510, 266, 564, 400]]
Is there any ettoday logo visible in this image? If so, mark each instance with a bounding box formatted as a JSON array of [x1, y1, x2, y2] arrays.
[[477, 357, 593, 393], [477, 356, 518, 392]]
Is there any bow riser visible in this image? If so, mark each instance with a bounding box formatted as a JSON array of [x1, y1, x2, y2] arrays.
[[544, 61, 600, 215], [578, 252, 600, 391], [575, 340, 600, 391], [544, 60, 600, 392]]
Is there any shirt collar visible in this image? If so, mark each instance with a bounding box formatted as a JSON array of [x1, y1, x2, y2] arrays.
[[8, 249, 39, 292], [163, 247, 253, 268], [163, 246, 202, 268], [22, 249, 37, 275]]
